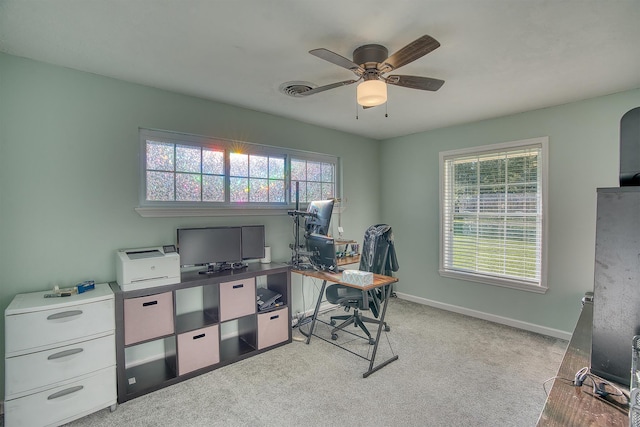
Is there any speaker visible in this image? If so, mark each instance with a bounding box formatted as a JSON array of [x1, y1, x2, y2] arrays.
[[620, 106, 640, 186]]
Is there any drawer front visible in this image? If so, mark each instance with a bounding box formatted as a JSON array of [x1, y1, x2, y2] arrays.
[[5, 334, 115, 399], [257, 307, 289, 350], [4, 366, 116, 427], [177, 325, 220, 375], [219, 278, 256, 321], [5, 299, 114, 356], [124, 291, 174, 345]]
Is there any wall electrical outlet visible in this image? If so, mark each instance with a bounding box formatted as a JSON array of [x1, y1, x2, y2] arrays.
[[338, 226, 344, 234]]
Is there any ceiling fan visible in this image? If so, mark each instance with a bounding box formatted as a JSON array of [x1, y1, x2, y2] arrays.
[[298, 34, 445, 107]]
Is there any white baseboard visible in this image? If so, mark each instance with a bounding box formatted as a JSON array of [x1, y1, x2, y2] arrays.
[[394, 292, 572, 341]]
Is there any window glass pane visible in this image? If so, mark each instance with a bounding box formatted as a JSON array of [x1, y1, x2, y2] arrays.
[[307, 182, 322, 201], [269, 158, 285, 179], [230, 153, 248, 177], [249, 178, 269, 202], [291, 181, 307, 203], [269, 180, 285, 203], [203, 149, 224, 175], [307, 161, 322, 182], [176, 173, 201, 201], [249, 155, 269, 178], [147, 141, 174, 171], [291, 159, 306, 181], [230, 177, 248, 202], [203, 175, 224, 202], [176, 145, 201, 173], [321, 163, 334, 183], [321, 183, 334, 200], [147, 171, 174, 201]]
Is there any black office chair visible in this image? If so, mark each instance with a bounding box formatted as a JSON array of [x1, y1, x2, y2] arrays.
[[325, 224, 399, 344]]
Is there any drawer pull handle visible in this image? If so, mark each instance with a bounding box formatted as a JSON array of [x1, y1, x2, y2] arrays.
[[232, 284, 244, 289], [270, 315, 280, 320], [48, 385, 84, 400], [47, 310, 83, 320], [193, 333, 205, 340], [48, 348, 84, 360], [142, 301, 158, 307]]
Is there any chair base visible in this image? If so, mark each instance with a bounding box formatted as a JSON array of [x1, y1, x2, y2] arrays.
[[329, 309, 390, 344]]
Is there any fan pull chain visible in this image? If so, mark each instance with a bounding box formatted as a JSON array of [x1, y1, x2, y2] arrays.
[[385, 101, 388, 118]]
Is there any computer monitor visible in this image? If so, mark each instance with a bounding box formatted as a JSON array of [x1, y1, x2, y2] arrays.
[[177, 227, 243, 273], [306, 233, 339, 272], [241, 225, 265, 260], [305, 199, 334, 236]]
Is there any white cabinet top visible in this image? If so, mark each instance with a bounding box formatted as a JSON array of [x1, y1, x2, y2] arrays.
[[5, 283, 113, 315]]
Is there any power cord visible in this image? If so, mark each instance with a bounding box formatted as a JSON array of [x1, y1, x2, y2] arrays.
[[573, 367, 629, 408]]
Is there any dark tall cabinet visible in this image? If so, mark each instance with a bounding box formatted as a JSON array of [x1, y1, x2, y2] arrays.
[[592, 187, 640, 385]]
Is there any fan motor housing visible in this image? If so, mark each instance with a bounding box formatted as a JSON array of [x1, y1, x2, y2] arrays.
[[353, 44, 388, 68]]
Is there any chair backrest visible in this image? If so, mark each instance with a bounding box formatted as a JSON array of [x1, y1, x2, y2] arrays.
[[358, 224, 399, 317], [359, 224, 399, 276]]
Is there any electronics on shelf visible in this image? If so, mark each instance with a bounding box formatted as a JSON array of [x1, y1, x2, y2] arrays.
[[177, 225, 266, 275], [116, 246, 180, 291]]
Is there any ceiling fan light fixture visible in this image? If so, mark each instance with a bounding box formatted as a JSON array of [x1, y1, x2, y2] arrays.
[[357, 79, 387, 107]]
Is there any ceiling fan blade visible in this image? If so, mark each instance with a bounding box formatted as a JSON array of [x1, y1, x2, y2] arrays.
[[386, 75, 445, 91], [380, 35, 441, 72], [309, 48, 364, 73], [297, 79, 358, 96]]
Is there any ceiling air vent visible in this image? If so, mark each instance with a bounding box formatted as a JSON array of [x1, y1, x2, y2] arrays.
[[279, 81, 316, 97]]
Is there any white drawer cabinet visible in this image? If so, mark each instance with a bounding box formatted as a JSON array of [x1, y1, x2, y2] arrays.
[[4, 283, 117, 427]]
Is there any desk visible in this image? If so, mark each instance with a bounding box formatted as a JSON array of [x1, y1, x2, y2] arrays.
[[293, 269, 398, 378], [537, 300, 629, 426]]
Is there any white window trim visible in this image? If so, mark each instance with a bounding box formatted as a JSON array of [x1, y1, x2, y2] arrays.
[[137, 128, 341, 217], [438, 137, 549, 294]]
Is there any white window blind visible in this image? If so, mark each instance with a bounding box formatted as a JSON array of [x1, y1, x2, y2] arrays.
[[440, 137, 548, 292]]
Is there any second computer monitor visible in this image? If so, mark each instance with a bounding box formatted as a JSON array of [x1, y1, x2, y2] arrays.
[[305, 199, 334, 236]]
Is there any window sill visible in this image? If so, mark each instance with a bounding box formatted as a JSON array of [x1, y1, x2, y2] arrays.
[[439, 269, 548, 294], [135, 205, 346, 218]]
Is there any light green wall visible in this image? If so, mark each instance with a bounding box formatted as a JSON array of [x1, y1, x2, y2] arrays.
[[381, 88, 640, 335], [0, 52, 381, 395]]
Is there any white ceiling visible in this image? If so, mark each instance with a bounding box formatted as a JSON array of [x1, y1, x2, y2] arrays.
[[1, 0, 639, 140]]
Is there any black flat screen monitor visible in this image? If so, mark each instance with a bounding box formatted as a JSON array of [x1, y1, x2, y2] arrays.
[[305, 199, 334, 236], [177, 227, 243, 271], [306, 233, 339, 272], [241, 225, 265, 260]]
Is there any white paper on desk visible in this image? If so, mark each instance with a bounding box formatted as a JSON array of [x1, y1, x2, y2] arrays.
[[341, 270, 373, 286]]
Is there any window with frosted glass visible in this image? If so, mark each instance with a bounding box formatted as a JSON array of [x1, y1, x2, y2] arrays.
[[229, 153, 285, 203], [290, 158, 335, 203], [145, 141, 225, 202], [140, 129, 339, 209]]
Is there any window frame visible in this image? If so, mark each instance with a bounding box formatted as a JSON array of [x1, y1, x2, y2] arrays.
[[438, 137, 549, 293], [136, 128, 340, 217]]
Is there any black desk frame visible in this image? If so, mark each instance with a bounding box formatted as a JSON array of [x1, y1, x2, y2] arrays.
[[296, 271, 398, 378]]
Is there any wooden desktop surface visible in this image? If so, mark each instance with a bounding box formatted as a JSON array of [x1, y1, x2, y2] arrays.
[[537, 301, 629, 426], [292, 269, 397, 291]]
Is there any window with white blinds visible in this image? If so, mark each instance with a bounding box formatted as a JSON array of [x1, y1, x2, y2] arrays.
[[439, 137, 548, 293]]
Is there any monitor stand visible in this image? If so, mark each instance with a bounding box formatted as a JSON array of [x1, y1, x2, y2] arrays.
[[198, 263, 234, 275]]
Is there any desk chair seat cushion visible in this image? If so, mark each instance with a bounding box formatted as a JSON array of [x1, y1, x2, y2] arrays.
[[325, 284, 367, 310]]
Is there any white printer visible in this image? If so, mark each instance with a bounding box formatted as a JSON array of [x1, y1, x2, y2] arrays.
[[116, 246, 180, 291]]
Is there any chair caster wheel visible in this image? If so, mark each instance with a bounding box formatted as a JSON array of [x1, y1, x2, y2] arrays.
[[331, 333, 338, 340], [384, 325, 391, 332], [368, 338, 375, 345], [330, 320, 336, 326]]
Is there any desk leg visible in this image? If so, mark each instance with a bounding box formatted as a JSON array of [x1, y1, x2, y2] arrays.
[[363, 284, 398, 378], [306, 279, 328, 345]]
